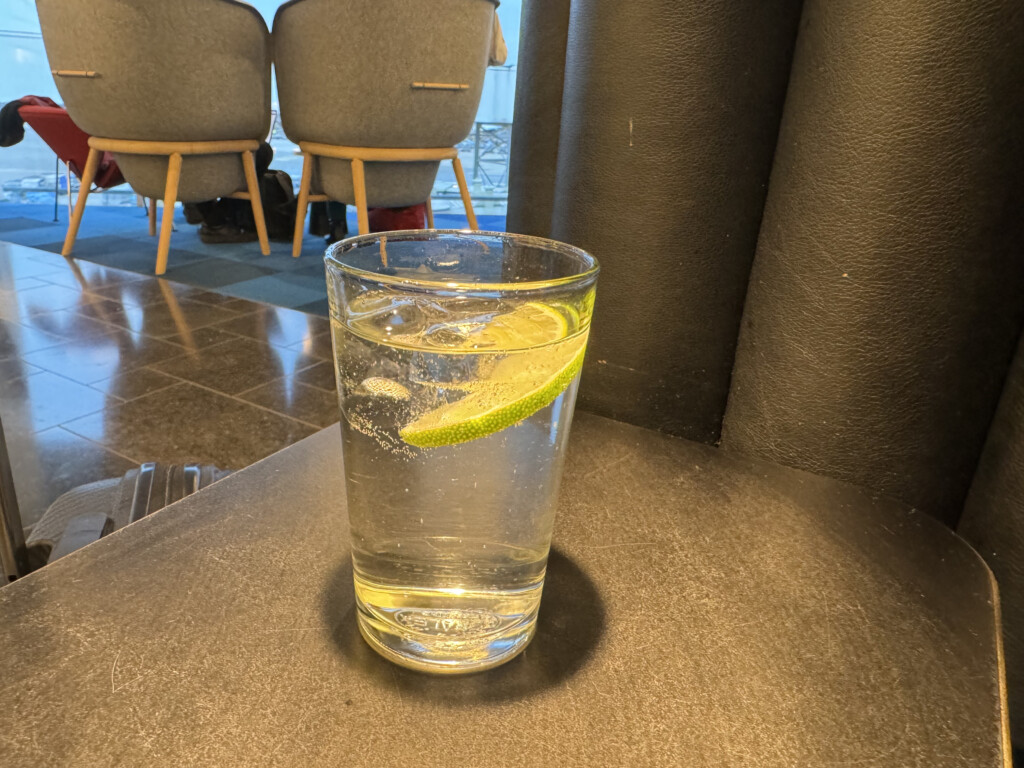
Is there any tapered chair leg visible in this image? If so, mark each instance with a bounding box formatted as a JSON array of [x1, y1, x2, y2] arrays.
[[452, 157, 478, 230], [155, 153, 183, 276], [425, 197, 434, 228], [351, 158, 370, 235], [241, 150, 271, 256], [293, 152, 313, 257], [61, 147, 100, 256], [148, 198, 157, 236]]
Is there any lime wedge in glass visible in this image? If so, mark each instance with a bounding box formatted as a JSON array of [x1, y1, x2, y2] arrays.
[[399, 303, 588, 448], [466, 301, 571, 350]]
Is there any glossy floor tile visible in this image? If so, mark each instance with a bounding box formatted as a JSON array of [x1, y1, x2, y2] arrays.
[[1, 203, 504, 316], [0, 244, 66, 282], [0, 282, 103, 323], [0, 240, 336, 542], [0, 276, 52, 293], [8, 427, 137, 529], [152, 337, 321, 396], [294, 360, 337, 392], [238, 377, 340, 429], [0, 357, 40, 385], [0, 370, 108, 433], [88, 367, 180, 402], [214, 305, 330, 349], [62, 382, 316, 468], [22, 330, 184, 385], [160, 325, 244, 351], [21, 307, 138, 341], [33, 260, 148, 291], [287, 328, 333, 361], [0, 318, 66, 357], [91, 277, 260, 311], [74, 296, 243, 338]]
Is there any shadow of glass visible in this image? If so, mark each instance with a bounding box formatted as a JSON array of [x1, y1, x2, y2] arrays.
[[320, 547, 605, 704]]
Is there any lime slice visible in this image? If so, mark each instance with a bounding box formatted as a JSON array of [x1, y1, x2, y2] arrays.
[[467, 301, 569, 350], [400, 333, 588, 448]]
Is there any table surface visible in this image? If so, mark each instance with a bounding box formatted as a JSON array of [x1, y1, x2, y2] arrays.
[[0, 414, 1008, 766]]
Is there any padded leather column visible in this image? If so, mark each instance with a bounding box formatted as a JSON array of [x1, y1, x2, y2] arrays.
[[505, 0, 572, 238], [960, 333, 1024, 741], [722, 0, 1024, 523], [552, 0, 802, 442]]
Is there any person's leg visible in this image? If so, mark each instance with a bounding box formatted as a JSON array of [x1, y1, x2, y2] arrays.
[[308, 201, 329, 237], [326, 201, 348, 243], [191, 146, 273, 244], [197, 199, 257, 244]]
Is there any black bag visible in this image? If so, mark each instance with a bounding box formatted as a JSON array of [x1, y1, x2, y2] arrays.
[[184, 168, 297, 242], [250, 169, 297, 241]]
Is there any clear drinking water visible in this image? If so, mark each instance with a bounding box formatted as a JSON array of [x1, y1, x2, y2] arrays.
[[326, 232, 598, 673]]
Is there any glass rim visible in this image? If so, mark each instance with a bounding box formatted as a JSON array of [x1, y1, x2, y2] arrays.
[[324, 229, 600, 292]]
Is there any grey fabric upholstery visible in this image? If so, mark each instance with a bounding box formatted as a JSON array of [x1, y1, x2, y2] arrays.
[[273, 0, 496, 207], [720, 0, 1024, 525], [36, 0, 271, 202], [542, 0, 803, 442], [504, 0, 572, 239]]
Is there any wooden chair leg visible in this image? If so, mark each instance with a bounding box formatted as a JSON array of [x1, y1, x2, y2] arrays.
[[425, 196, 434, 228], [241, 150, 270, 256], [62, 147, 100, 256], [452, 157, 478, 230], [293, 152, 313, 257], [155, 153, 182, 276], [148, 198, 157, 236], [351, 158, 370, 235]]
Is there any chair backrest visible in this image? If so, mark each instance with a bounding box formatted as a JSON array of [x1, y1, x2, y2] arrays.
[[36, 0, 271, 143], [273, 0, 495, 149]]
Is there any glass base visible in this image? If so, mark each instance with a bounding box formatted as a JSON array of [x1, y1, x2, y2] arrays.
[[355, 598, 538, 674]]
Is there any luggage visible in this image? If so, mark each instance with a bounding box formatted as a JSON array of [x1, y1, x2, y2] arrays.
[[26, 463, 231, 566]]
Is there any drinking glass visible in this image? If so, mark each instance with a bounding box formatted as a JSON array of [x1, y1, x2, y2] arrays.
[[326, 230, 599, 673]]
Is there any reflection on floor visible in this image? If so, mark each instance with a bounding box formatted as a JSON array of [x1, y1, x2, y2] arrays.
[[0, 241, 339, 529], [0, 203, 507, 316]]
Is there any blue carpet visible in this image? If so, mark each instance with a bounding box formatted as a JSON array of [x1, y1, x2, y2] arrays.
[[0, 203, 506, 315]]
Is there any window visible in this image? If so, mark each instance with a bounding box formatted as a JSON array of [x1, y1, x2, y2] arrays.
[[0, 0, 520, 224]]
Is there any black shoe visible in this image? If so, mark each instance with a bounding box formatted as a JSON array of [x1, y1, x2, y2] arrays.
[[198, 224, 259, 244], [324, 219, 349, 245], [182, 203, 204, 225]]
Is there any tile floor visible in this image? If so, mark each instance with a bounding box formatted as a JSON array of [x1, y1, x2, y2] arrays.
[[0, 241, 340, 531], [0, 203, 507, 316]]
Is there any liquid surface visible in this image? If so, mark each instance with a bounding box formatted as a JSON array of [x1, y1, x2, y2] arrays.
[[334, 291, 587, 672]]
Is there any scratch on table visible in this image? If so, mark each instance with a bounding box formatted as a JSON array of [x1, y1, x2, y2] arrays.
[[578, 453, 632, 480], [822, 592, 834, 658], [110, 650, 120, 693], [110, 649, 142, 693], [389, 666, 404, 705], [584, 541, 657, 550], [261, 627, 318, 633]]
